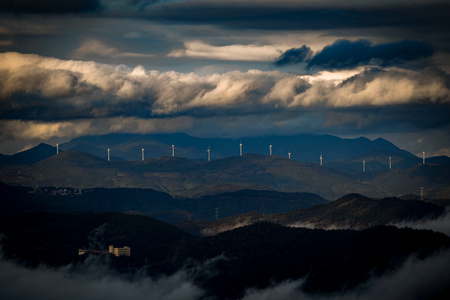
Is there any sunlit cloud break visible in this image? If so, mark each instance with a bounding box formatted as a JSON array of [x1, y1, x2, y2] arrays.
[[168, 41, 285, 62]]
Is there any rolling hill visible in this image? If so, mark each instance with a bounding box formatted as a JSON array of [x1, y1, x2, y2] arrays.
[[0, 212, 193, 266], [0, 151, 387, 199], [0, 182, 328, 223], [178, 194, 446, 236], [1, 149, 448, 199]]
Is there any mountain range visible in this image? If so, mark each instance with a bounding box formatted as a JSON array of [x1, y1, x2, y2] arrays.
[[1, 132, 418, 164], [1, 148, 449, 199], [1, 132, 449, 299]]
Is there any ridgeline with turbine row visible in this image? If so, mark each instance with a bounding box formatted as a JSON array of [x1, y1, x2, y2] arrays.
[[1, 133, 449, 199]]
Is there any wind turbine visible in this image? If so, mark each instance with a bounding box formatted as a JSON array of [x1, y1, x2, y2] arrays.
[[320, 153, 323, 166], [422, 152, 425, 165], [389, 156, 392, 170], [269, 144, 272, 156], [142, 148, 144, 161], [207, 145, 211, 162], [107, 148, 110, 161], [288, 152, 291, 160], [239, 141, 243, 157], [363, 160, 366, 172], [56, 143, 59, 154], [172, 144, 175, 157]]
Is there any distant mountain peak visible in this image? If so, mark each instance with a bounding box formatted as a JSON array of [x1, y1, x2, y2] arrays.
[[11, 143, 56, 164]]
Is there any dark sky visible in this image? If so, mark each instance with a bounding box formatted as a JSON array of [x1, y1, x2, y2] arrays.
[[0, 0, 449, 155]]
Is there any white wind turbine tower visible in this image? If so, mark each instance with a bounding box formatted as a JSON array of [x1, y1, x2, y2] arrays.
[[288, 152, 291, 160], [207, 145, 211, 162], [239, 141, 243, 157], [422, 151, 426, 164], [389, 156, 392, 170], [56, 143, 59, 154], [363, 160, 366, 172], [107, 148, 110, 161], [269, 144, 272, 156], [320, 153, 323, 166], [142, 148, 145, 161], [172, 144, 175, 157]]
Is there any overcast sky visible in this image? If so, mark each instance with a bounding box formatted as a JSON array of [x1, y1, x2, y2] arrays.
[[0, 0, 449, 156]]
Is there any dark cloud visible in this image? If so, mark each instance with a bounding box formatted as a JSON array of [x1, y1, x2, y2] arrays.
[[0, 0, 100, 14], [139, 1, 450, 34], [274, 46, 312, 66], [276, 39, 434, 69], [129, 0, 162, 9], [307, 39, 434, 70]]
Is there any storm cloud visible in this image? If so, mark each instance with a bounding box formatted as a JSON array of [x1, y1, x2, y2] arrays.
[[0, 0, 100, 14], [274, 46, 313, 66], [275, 39, 434, 69]]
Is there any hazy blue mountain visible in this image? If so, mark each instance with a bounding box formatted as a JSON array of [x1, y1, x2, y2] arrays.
[[326, 149, 422, 173], [58, 132, 415, 163], [363, 163, 450, 199], [428, 155, 450, 166], [0, 143, 57, 165]]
